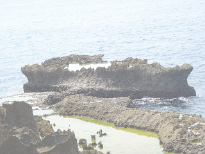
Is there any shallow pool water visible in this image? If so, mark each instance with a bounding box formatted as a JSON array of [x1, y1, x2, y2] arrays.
[[45, 115, 164, 154]]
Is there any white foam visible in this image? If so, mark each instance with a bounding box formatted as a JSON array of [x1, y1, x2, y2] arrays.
[[64, 62, 111, 71], [179, 114, 183, 119]]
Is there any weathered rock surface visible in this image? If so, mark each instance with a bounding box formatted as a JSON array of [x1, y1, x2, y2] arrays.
[[3, 101, 39, 134], [0, 135, 39, 154], [0, 125, 12, 145], [0, 128, 79, 154], [9, 127, 41, 146], [43, 92, 62, 105], [36, 129, 79, 154], [21, 54, 196, 99], [0, 106, 6, 125], [80, 150, 104, 154], [34, 116, 54, 137], [53, 95, 205, 154]]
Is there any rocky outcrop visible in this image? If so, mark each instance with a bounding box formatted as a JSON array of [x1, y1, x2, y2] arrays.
[[0, 107, 6, 125], [0, 128, 79, 154], [53, 95, 205, 154], [0, 135, 39, 154], [9, 127, 41, 145], [42, 54, 105, 68], [3, 101, 39, 134], [34, 116, 54, 137], [36, 129, 79, 154], [0, 125, 12, 145], [43, 92, 62, 105], [21, 55, 196, 99], [80, 150, 104, 154]]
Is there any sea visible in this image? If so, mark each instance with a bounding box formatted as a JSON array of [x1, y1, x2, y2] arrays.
[[0, 0, 205, 118]]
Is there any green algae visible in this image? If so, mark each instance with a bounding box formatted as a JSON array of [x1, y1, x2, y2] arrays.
[[62, 115, 158, 138], [40, 136, 44, 140]]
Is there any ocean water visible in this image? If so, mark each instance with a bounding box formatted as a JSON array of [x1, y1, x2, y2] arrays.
[[0, 0, 205, 118]]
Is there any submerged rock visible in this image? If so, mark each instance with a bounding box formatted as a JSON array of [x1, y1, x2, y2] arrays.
[[21, 54, 196, 99], [3, 101, 39, 135]]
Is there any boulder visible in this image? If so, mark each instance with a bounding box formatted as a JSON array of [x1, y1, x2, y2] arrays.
[[34, 116, 54, 137], [3, 101, 39, 134]]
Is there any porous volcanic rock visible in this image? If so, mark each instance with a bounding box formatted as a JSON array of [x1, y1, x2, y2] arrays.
[[0, 135, 39, 154], [80, 150, 104, 154], [9, 127, 41, 146], [0, 128, 80, 154], [2, 101, 39, 134], [34, 116, 54, 137], [0, 106, 6, 125], [43, 92, 62, 105], [53, 95, 205, 153], [21, 55, 195, 99], [36, 129, 79, 154], [0, 125, 12, 145]]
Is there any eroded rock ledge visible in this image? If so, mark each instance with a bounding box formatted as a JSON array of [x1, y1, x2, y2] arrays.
[[53, 95, 205, 154], [21, 54, 196, 99], [0, 101, 105, 154]]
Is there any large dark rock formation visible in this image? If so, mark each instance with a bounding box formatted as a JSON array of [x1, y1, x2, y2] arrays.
[[53, 95, 205, 154], [21, 54, 196, 99], [0, 128, 79, 154], [3, 101, 39, 134], [0, 101, 81, 154]]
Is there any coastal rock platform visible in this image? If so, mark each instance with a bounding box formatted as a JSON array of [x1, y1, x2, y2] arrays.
[[53, 94, 205, 154]]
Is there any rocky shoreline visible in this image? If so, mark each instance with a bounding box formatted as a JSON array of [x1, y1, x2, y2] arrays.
[[0, 54, 203, 154], [0, 101, 107, 154], [52, 94, 205, 154]]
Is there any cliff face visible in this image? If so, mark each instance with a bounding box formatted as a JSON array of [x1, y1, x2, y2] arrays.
[[21, 54, 196, 99]]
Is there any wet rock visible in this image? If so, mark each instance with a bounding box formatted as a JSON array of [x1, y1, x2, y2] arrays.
[[34, 116, 54, 137], [91, 142, 97, 146], [21, 55, 195, 99], [98, 141, 103, 149], [82, 144, 94, 151], [3, 101, 39, 135], [91, 135, 96, 140], [79, 139, 87, 145]]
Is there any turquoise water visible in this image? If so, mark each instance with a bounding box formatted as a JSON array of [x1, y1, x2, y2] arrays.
[[0, 0, 205, 117]]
